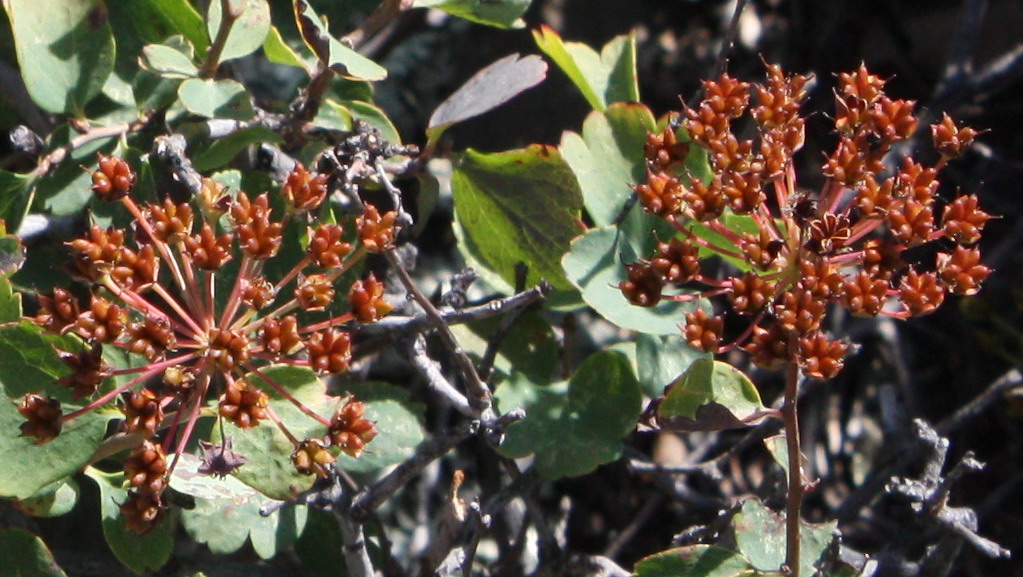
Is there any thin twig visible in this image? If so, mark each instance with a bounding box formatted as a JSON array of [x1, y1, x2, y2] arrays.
[[342, 0, 415, 49], [782, 351, 803, 576], [36, 119, 148, 177], [360, 284, 550, 336], [716, 0, 749, 76], [936, 368, 1022, 436], [198, 0, 242, 78], [403, 333, 475, 417], [349, 412, 523, 522], [384, 249, 494, 418]]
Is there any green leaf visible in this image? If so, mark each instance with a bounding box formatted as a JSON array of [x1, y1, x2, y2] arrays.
[[427, 53, 547, 145], [207, 0, 271, 63], [334, 382, 425, 474], [0, 169, 31, 234], [0, 230, 25, 278], [498, 351, 641, 479], [294, 509, 349, 577], [634, 545, 757, 577], [452, 146, 583, 295], [560, 103, 656, 226], [0, 324, 112, 499], [562, 225, 702, 335], [140, 40, 198, 78], [217, 365, 331, 500], [449, 311, 560, 389], [733, 498, 837, 577], [294, 0, 387, 81], [263, 25, 307, 70], [14, 479, 79, 518], [116, 0, 206, 55], [177, 78, 255, 119], [635, 333, 710, 399], [37, 125, 117, 216], [2, 0, 115, 114], [0, 274, 21, 322], [0, 528, 69, 577], [174, 453, 308, 559], [533, 25, 638, 111], [193, 124, 282, 171], [341, 100, 401, 145], [86, 468, 176, 574], [413, 0, 530, 28], [655, 358, 769, 432]]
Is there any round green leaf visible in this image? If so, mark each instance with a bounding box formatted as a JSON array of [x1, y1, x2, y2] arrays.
[[335, 382, 425, 474], [635, 333, 710, 399], [86, 468, 176, 574], [453, 311, 560, 387], [733, 498, 837, 577], [175, 454, 308, 559], [0, 528, 68, 577], [141, 41, 199, 78], [560, 103, 656, 227], [2, 0, 115, 114], [294, 1, 386, 81], [0, 169, 31, 234], [634, 545, 755, 577], [413, 0, 530, 29], [533, 26, 638, 111], [113, 0, 206, 55], [15, 479, 79, 518], [0, 324, 111, 499], [498, 351, 641, 479], [207, 0, 271, 63], [655, 358, 768, 432], [562, 226, 701, 335], [216, 365, 332, 500], [263, 25, 307, 70], [178, 78, 255, 119], [452, 146, 584, 295]]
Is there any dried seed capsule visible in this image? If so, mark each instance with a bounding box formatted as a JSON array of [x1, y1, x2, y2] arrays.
[[291, 438, 335, 476], [17, 394, 62, 444], [307, 329, 353, 375], [937, 246, 990, 296], [206, 328, 250, 371], [296, 273, 335, 312], [282, 163, 329, 213], [75, 295, 127, 343], [931, 113, 979, 159], [91, 155, 136, 202], [898, 269, 945, 316], [120, 489, 163, 535], [328, 398, 378, 458], [683, 308, 724, 353], [349, 273, 393, 323], [941, 194, 991, 245], [798, 332, 848, 380], [35, 287, 80, 334], [123, 440, 168, 495], [184, 223, 234, 270], [619, 261, 664, 308], [218, 379, 269, 429], [55, 344, 110, 399], [307, 224, 353, 268], [356, 204, 397, 252], [120, 389, 164, 439], [259, 315, 302, 358]]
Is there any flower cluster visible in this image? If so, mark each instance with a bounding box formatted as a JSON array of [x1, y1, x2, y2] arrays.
[[622, 64, 990, 379], [18, 152, 398, 532]]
